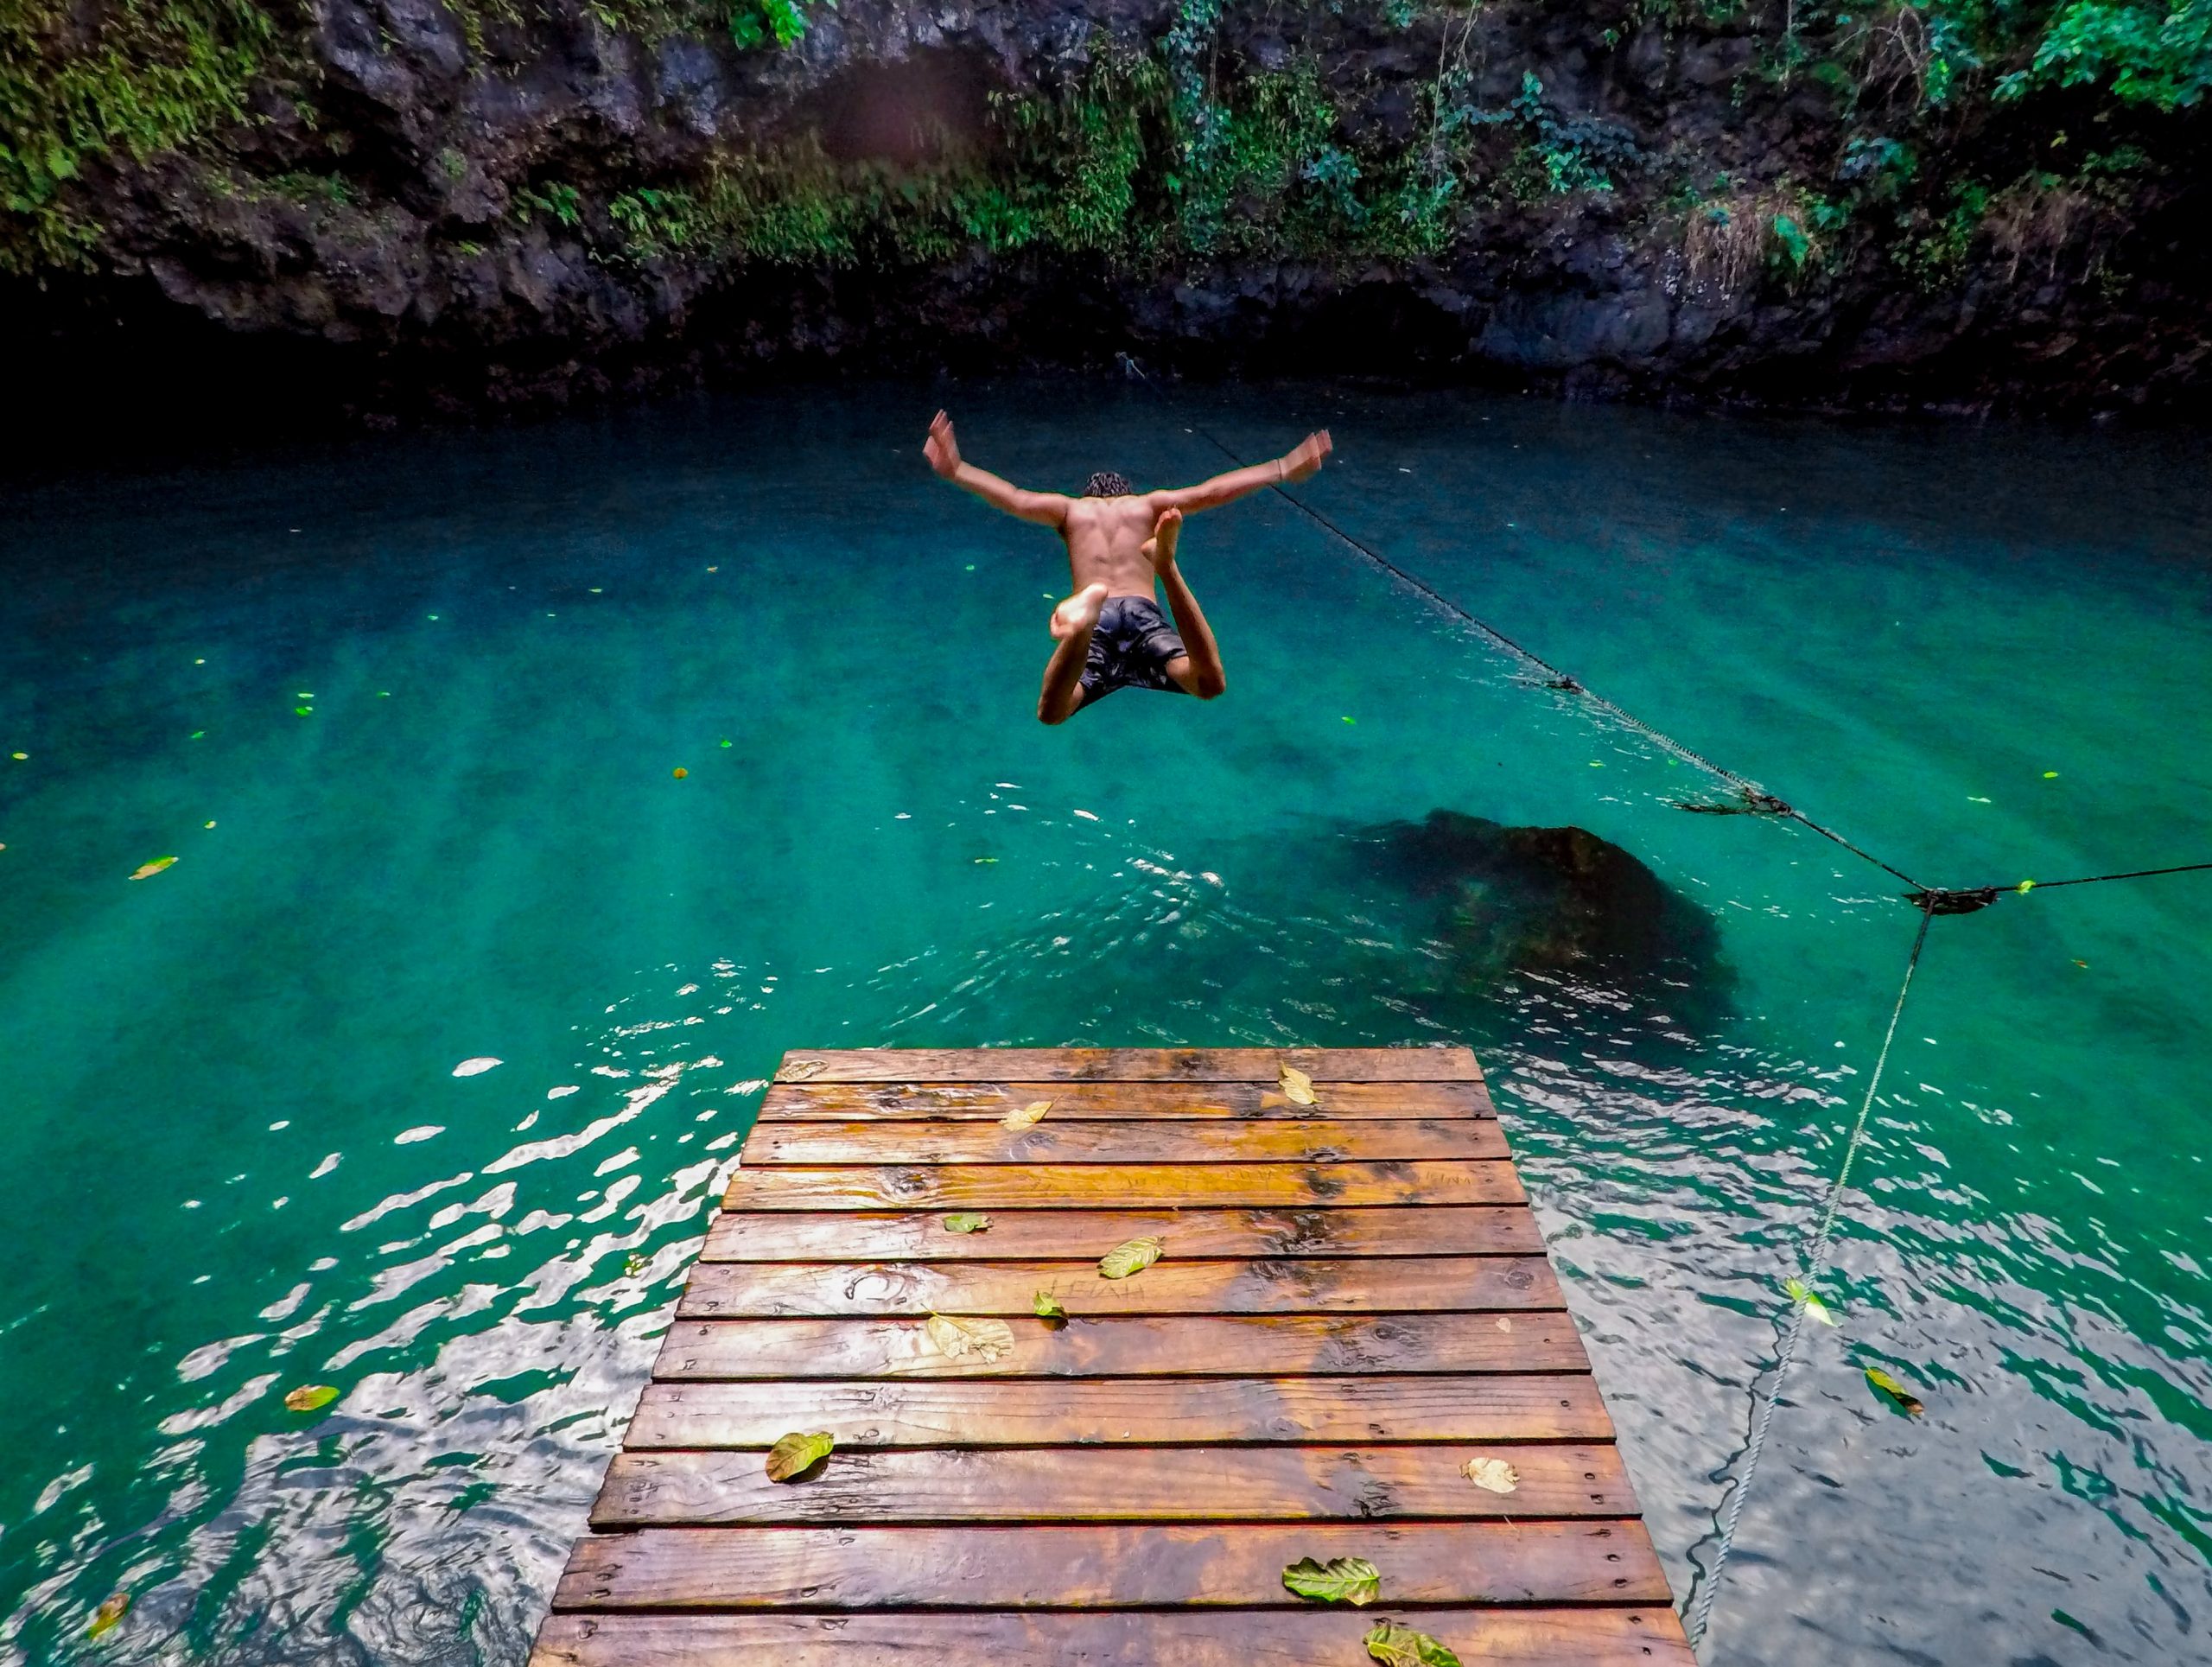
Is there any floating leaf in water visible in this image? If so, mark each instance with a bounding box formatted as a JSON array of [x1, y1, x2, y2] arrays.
[[2043, 771, 2059, 779], [1033, 1289, 1066, 1320], [130, 856, 177, 881], [623, 1252, 648, 1276], [87, 1593, 130, 1639], [1001, 1100, 1051, 1130], [1783, 1276, 1838, 1327], [1281, 1556, 1380, 1606], [942, 1212, 992, 1234], [764, 1429, 835, 1481], [283, 1384, 340, 1412], [1278, 1062, 1317, 1106], [720, 738, 733, 748], [1461, 1455, 1519, 1494], [2017, 879, 2037, 893], [294, 705, 312, 716], [1865, 1365, 1925, 1416], [973, 855, 999, 864], [1098, 1236, 1163, 1279], [778, 1059, 826, 1083], [924, 1311, 1015, 1364], [451, 1057, 502, 1077], [1363, 1619, 1461, 1665], [672, 767, 688, 779]]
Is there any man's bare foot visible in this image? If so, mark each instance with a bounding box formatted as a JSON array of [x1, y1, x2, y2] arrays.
[[1141, 506, 1183, 574], [1281, 429, 1333, 483], [1052, 582, 1109, 639]]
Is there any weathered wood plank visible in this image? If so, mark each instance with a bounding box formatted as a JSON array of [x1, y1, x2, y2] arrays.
[[553, 1520, 1671, 1609], [677, 1257, 1563, 1319], [772, 1047, 1479, 1083], [702, 1206, 1545, 1263], [722, 1161, 1522, 1212], [593, 1443, 1634, 1527], [739, 1119, 1506, 1166], [531, 1607, 1696, 1666], [626, 1376, 1616, 1447], [756, 1080, 1496, 1121], [651, 1314, 1586, 1379]]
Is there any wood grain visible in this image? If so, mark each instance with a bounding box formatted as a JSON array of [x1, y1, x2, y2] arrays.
[[771, 1047, 1480, 1083], [625, 1376, 1616, 1447], [702, 1206, 1546, 1263], [757, 1079, 1497, 1121], [553, 1520, 1671, 1608], [531, 1607, 1696, 1665], [677, 1256, 1563, 1318], [592, 1443, 1634, 1526], [650, 1314, 1587, 1379], [722, 1161, 1523, 1212], [739, 1118, 1506, 1166]]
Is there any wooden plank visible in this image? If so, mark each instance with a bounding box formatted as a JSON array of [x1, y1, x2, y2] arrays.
[[702, 1206, 1545, 1263], [626, 1376, 1616, 1447], [593, 1443, 1635, 1527], [554, 1520, 1671, 1609], [739, 1118, 1506, 1166], [772, 1047, 1479, 1083], [652, 1314, 1586, 1379], [531, 1607, 1697, 1666], [757, 1079, 1496, 1121], [677, 1257, 1562, 1319], [723, 1161, 1522, 1212]]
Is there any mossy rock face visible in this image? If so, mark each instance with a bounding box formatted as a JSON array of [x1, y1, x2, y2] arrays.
[[1369, 810, 1722, 993]]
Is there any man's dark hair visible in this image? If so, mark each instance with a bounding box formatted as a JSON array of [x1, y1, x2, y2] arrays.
[[1084, 470, 1134, 498]]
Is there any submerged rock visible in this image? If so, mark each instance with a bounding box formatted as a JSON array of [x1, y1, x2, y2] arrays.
[[1362, 810, 1721, 996]]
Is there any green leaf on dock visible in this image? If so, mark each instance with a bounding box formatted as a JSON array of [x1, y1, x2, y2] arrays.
[[1281, 1556, 1380, 1606], [1033, 1289, 1066, 1320], [1098, 1236, 1163, 1279], [765, 1430, 835, 1481], [283, 1384, 340, 1412], [1865, 1365, 1925, 1416], [942, 1212, 992, 1234], [1363, 1620, 1460, 1665], [1783, 1276, 1838, 1326]]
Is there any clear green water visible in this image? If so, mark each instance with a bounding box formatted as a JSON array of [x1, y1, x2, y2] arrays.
[[2, 383, 2209, 1665]]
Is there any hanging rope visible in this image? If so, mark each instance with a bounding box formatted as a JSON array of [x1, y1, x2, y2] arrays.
[[1686, 897, 1938, 1648], [1116, 354, 1931, 892]]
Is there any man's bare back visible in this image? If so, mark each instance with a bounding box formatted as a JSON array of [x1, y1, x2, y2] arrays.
[[925, 410, 1332, 723]]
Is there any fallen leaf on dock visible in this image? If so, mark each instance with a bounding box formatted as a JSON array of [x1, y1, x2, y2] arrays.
[[765, 1430, 835, 1481], [1001, 1100, 1051, 1130], [86, 1592, 130, 1640], [1865, 1365, 1925, 1416], [942, 1212, 992, 1234], [1281, 1556, 1380, 1606], [924, 1311, 1015, 1364], [1461, 1455, 1519, 1494], [1363, 1619, 1460, 1665], [130, 856, 177, 881], [1278, 1062, 1317, 1106], [283, 1384, 340, 1413], [1099, 1236, 1163, 1279], [1033, 1289, 1066, 1320]]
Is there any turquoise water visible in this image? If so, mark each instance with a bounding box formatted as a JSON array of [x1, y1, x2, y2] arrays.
[[2, 382, 2209, 1664]]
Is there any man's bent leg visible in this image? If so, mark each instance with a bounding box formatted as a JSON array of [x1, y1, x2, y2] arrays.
[[1147, 512, 1226, 699], [1039, 583, 1108, 724]]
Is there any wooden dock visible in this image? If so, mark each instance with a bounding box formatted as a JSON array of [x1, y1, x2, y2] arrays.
[[531, 1047, 1694, 1665]]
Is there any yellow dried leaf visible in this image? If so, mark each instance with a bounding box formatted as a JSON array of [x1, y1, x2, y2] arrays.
[[1098, 1236, 1163, 1279], [1001, 1099, 1052, 1129], [1461, 1455, 1519, 1494], [924, 1311, 1016, 1364], [764, 1430, 835, 1481], [87, 1593, 130, 1639], [130, 856, 177, 881], [1278, 1062, 1317, 1106], [283, 1384, 340, 1412]]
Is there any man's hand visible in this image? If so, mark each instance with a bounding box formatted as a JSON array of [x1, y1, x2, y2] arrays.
[[925, 410, 963, 480], [1281, 429, 1333, 484]]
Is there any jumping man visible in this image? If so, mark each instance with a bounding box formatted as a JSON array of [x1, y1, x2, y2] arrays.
[[925, 410, 1333, 723]]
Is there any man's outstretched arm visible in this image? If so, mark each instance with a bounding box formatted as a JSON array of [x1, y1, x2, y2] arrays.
[[925, 410, 1071, 528], [1150, 429, 1332, 515]]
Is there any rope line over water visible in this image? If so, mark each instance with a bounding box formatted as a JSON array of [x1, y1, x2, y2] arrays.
[[1685, 899, 1936, 1648]]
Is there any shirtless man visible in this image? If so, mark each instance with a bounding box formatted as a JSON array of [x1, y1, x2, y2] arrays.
[[925, 410, 1333, 723]]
